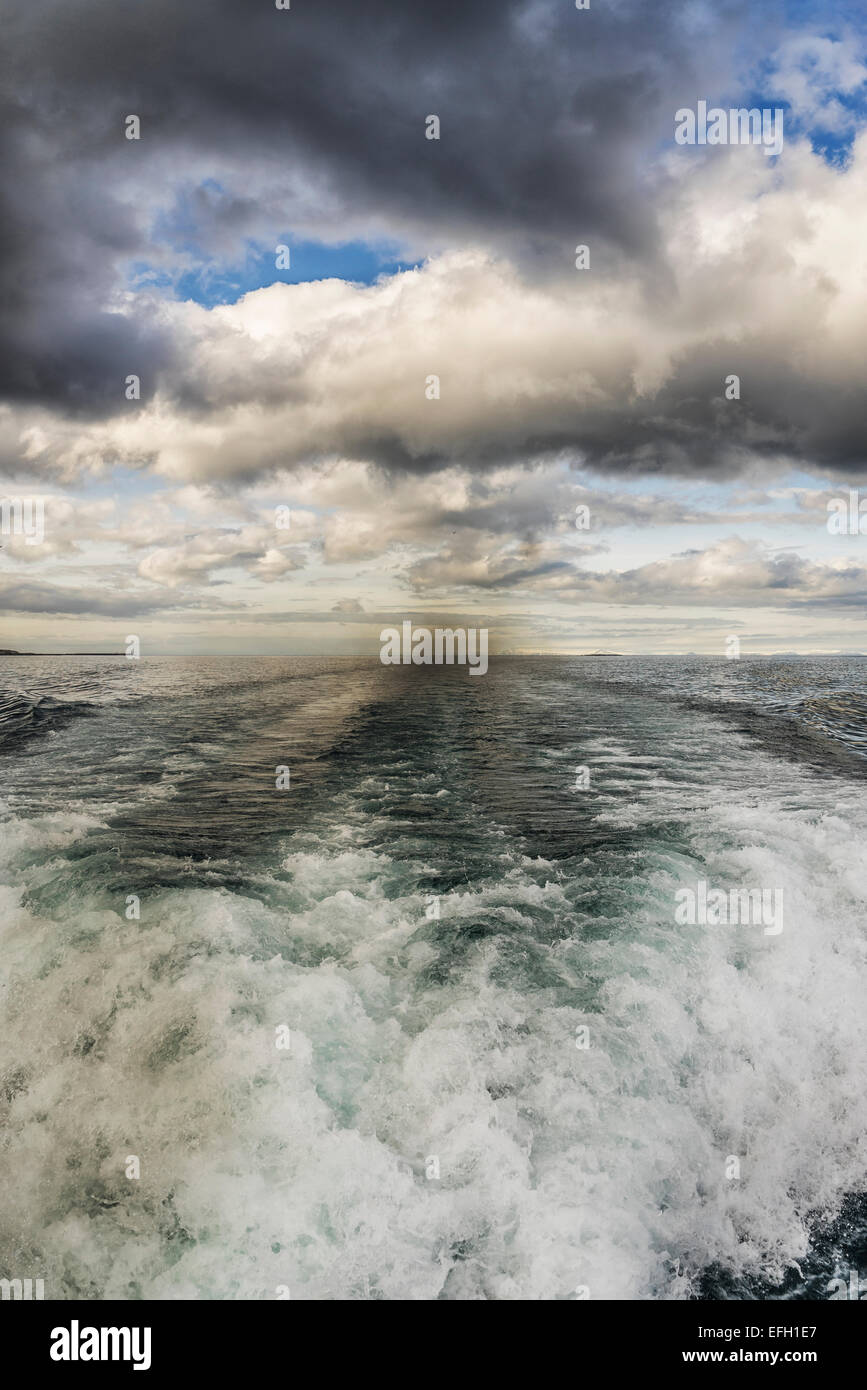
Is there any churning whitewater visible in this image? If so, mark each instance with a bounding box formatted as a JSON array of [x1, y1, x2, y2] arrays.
[[1, 654, 866, 1299]]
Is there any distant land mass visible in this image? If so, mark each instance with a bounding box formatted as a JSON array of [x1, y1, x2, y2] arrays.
[[0, 649, 125, 656]]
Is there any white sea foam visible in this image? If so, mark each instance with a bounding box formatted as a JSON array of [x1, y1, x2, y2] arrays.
[[1, 726, 865, 1300]]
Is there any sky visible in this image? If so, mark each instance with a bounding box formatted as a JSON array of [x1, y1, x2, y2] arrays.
[[1, 0, 867, 656]]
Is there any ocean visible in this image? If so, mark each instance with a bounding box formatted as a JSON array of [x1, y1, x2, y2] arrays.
[[1, 653, 865, 1300]]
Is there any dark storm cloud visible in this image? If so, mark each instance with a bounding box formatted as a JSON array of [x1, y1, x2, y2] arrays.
[[0, 0, 763, 417], [5, 0, 866, 486]]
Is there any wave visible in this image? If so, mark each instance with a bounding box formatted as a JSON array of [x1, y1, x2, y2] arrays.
[[1, 730, 865, 1298], [0, 692, 96, 752], [1, 657, 865, 1299]]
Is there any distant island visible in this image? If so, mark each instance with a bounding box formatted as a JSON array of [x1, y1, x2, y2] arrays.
[[0, 649, 126, 656]]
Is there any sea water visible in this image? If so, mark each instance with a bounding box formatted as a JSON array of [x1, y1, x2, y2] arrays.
[[0, 654, 865, 1300]]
